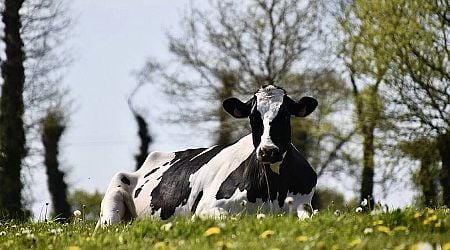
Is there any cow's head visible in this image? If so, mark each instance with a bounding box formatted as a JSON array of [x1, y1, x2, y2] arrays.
[[223, 85, 317, 163]]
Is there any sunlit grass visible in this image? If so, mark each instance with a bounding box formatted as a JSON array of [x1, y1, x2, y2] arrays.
[[0, 207, 449, 249]]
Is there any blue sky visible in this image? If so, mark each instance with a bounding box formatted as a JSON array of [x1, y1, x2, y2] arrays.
[[29, 0, 415, 217]]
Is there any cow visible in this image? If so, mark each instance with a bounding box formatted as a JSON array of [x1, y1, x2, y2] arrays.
[[97, 85, 318, 227]]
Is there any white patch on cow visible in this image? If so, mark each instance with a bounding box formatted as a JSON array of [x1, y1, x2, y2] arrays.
[[187, 134, 254, 215], [134, 151, 176, 217], [292, 189, 315, 220], [254, 86, 285, 156]]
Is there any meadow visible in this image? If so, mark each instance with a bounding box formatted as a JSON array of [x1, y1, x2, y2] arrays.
[[0, 207, 449, 250]]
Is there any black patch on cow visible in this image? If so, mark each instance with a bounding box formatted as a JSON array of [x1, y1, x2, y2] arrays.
[[144, 167, 159, 178], [191, 191, 203, 213], [216, 145, 316, 207], [134, 187, 142, 198], [117, 185, 121, 188], [268, 101, 292, 153], [150, 144, 229, 220], [216, 152, 279, 202], [121, 176, 131, 185]]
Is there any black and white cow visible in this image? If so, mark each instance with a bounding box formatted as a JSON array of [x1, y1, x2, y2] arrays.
[[98, 85, 318, 226]]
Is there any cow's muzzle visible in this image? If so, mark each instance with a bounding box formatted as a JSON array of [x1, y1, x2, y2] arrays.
[[257, 144, 283, 163]]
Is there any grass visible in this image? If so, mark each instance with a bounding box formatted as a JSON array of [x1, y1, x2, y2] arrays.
[[0, 207, 449, 249]]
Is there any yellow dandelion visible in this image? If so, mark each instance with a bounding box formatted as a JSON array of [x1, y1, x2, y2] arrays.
[[393, 244, 406, 250], [331, 244, 339, 250], [426, 209, 435, 215], [154, 241, 167, 249], [428, 215, 438, 221], [443, 242, 450, 250], [376, 226, 390, 234], [316, 241, 326, 249], [348, 238, 361, 247], [423, 219, 430, 225], [414, 212, 421, 218], [68, 246, 81, 250], [393, 226, 409, 232], [204, 226, 221, 237], [373, 220, 384, 226], [259, 230, 275, 239], [434, 221, 441, 228], [296, 235, 308, 242]]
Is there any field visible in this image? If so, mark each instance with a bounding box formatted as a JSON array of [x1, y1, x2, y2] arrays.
[[0, 207, 449, 250]]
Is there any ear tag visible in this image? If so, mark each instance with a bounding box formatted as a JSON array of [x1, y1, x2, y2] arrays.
[[270, 162, 281, 175]]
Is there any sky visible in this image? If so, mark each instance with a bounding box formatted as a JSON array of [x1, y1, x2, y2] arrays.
[[29, 0, 416, 217]]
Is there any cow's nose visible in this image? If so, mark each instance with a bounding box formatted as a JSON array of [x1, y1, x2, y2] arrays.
[[260, 145, 279, 159]]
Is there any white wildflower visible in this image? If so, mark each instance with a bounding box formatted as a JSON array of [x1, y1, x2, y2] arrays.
[[355, 207, 363, 213], [73, 210, 82, 217], [360, 198, 368, 207], [312, 209, 319, 216], [284, 196, 294, 205], [363, 228, 373, 234], [0, 231, 6, 236], [50, 228, 63, 235], [414, 242, 433, 250], [256, 213, 266, 219], [160, 222, 173, 231], [26, 233, 36, 240], [334, 210, 341, 216]]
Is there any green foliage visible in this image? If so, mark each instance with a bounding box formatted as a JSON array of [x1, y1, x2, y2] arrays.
[[67, 190, 103, 221], [0, 208, 448, 249], [312, 188, 347, 210]]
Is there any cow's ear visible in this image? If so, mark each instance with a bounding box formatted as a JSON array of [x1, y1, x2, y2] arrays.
[[223, 97, 252, 118], [289, 96, 318, 117]]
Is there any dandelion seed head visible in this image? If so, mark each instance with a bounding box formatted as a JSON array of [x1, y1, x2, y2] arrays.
[[284, 196, 294, 205], [256, 213, 266, 219], [334, 210, 341, 216], [360, 198, 368, 207], [73, 210, 81, 217]]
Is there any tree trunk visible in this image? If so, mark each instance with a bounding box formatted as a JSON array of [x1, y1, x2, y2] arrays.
[[360, 124, 375, 208], [216, 71, 236, 145], [42, 112, 71, 221], [0, 0, 27, 218], [437, 132, 450, 207], [133, 113, 152, 170], [419, 159, 438, 207]]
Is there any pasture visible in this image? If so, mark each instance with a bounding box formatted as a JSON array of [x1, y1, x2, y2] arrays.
[[1, 207, 449, 249]]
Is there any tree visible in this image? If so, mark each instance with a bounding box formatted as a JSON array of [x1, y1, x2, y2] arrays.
[[335, 1, 390, 207], [399, 138, 440, 207], [0, 0, 27, 218], [41, 108, 71, 221], [0, 0, 72, 217], [128, 81, 153, 170], [339, 0, 450, 206], [138, 0, 354, 180]]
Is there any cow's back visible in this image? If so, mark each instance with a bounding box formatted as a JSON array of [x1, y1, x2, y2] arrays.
[[132, 134, 254, 219]]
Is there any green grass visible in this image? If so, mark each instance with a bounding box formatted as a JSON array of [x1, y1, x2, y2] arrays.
[[0, 208, 449, 249]]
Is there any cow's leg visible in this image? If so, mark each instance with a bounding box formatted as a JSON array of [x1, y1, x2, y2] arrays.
[[97, 173, 137, 228], [291, 189, 315, 220]]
